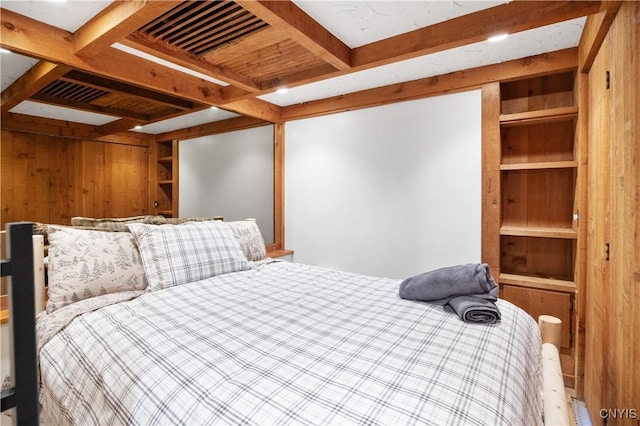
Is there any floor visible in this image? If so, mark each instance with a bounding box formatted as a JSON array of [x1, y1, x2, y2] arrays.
[[567, 388, 593, 426]]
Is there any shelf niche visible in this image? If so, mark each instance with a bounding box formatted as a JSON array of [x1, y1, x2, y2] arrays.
[[500, 235, 575, 284], [500, 71, 575, 114]]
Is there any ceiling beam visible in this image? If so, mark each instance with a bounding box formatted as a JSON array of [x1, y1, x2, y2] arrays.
[[74, 1, 177, 59], [237, 0, 352, 71], [64, 70, 195, 110], [94, 117, 141, 137], [1, 111, 153, 146], [1, 61, 70, 113], [92, 105, 214, 137], [578, 1, 622, 72], [0, 8, 282, 122], [30, 93, 151, 121], [282, 48, 579, 121], [1, 110, 99, 140], [352, 1, 601, 69], [155, 115, 269, 142], [122, 34, 261, 93]]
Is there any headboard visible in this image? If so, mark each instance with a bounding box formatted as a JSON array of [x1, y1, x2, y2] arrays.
[[0, 223, 40, 424]]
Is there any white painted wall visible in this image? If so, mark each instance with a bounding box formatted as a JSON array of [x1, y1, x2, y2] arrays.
[[285, 90, 481, 279], [179, 125, 274, 244]]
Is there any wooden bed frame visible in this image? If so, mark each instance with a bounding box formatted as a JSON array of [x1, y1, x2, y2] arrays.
[[0, 223, 570, 425]]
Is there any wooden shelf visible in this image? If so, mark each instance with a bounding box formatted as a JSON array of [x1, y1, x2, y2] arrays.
[[499, 273, 576, 293], [500, 225, 577, 239], [500, 106, 578, 127], [500, 160, 578, 171], [158, 180, 173, 185], [158, 156, 173, 163], [267, 249, 294, 259]]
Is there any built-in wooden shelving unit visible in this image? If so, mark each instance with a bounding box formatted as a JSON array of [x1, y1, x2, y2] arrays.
[[151, 140, 178, 218], [486, 70, 581, 387]]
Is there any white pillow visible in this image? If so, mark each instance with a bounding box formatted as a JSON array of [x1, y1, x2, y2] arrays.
[[46, 226, 148, 313], [127, 221, 254, 291], [227, 220, 268, 262]]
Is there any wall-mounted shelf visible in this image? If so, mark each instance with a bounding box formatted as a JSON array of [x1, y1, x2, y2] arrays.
[[500, 225, 577, 239], [499, 273, 576, 293], [500, 160, 578, 171], [499, 106, 578, 126]]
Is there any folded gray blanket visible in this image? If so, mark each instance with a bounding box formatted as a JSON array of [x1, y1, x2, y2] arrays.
[[399, 263, 501, 324], [444, 295, 501, 324]]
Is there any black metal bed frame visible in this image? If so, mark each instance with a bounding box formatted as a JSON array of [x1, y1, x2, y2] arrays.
[[0, 223, 39, 425]]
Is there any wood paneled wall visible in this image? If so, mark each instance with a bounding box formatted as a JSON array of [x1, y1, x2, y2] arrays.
[[1, 129, 149, 227], [584, 2, 639, 424]]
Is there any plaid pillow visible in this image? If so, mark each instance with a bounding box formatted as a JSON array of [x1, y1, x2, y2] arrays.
[[127, 221, 254, 290]]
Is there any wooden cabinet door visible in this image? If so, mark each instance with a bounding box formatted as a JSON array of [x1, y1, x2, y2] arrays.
[[502, 285, 572, 349]]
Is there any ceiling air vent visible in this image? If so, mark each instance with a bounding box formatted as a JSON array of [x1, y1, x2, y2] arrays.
[[140, 0, 268, 56], [39, 80, 109, 103]]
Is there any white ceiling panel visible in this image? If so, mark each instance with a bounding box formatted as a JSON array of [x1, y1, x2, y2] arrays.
[[10, 100, 119, 125], [0, 51, 39, 91], [293, 0, 508, 48], [0, 0, 113, 32], [131, 108, 241, 135]]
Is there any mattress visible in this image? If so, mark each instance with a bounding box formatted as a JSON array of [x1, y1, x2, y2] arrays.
[[38, 261, 543, 425]]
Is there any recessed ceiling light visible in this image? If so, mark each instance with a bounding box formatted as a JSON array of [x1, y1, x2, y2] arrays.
[[134, 125, 142, 130], [0, 48, 12, 54], [488, 33, 509, 43], [276, 88, 289, 95], [210, 106, 219, 110]]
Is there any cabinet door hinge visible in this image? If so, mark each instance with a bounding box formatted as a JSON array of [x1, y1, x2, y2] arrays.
[[606, 71, 610, 89], [569, 299, 574, 311], [569, 332, 573, 344], [605, 242, 610, 261]]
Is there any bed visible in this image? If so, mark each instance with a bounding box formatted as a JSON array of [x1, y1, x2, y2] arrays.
[[5, 220, 565, 425]]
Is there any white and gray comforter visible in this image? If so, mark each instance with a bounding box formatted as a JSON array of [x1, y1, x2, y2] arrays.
[[38, 261, 543, 425]]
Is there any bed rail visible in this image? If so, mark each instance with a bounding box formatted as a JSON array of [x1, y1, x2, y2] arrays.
[[0, 223, 39, 425]]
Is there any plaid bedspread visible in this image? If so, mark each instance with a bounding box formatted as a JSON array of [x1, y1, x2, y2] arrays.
[[39, 262, 543, 425]]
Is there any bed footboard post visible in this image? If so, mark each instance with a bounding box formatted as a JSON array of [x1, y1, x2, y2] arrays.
[[538, 315, 569, 426]]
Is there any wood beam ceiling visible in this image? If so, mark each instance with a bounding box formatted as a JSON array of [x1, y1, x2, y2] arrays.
[[0, 0, 601, 136], [0, 7, 282, 122], [231, 0, 601, 101]]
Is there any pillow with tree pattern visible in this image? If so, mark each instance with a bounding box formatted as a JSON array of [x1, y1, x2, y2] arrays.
[[46, 226, 147, 313]]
